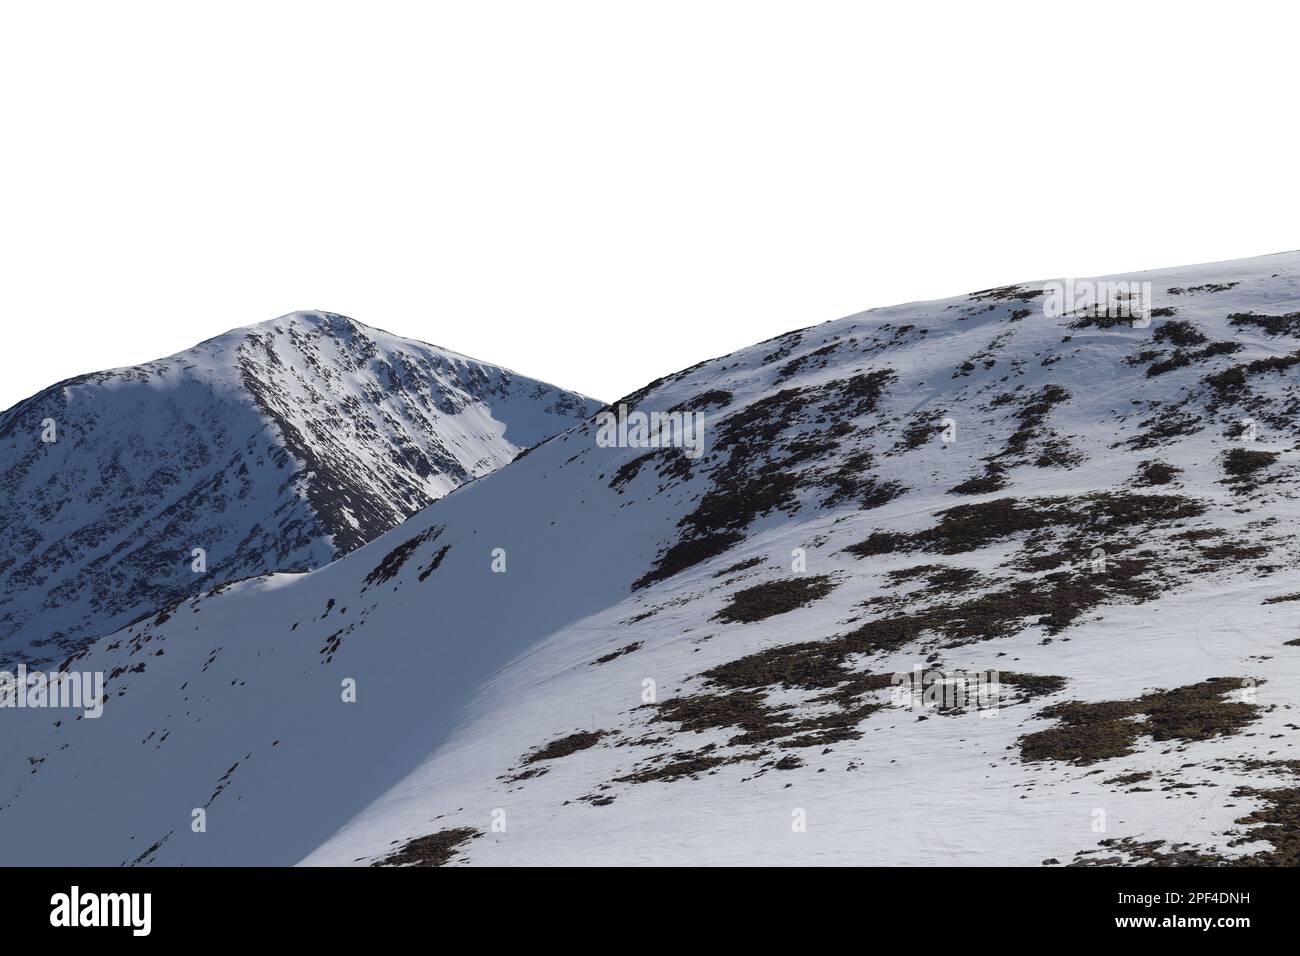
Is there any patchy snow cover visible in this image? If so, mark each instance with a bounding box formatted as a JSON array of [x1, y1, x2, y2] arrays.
[[0, 311, 600, 666], [3, 254, 1300, 866]]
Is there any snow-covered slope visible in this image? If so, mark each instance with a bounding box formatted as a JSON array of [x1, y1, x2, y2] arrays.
[[3, 254, 1300, 866], [0, 311, 599, 666]]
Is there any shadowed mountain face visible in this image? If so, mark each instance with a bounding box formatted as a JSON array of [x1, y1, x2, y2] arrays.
[[4, 255, 1300, 867], [0, 311, 600, 665]]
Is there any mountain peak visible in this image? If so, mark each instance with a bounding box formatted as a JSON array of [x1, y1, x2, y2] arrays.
[[0, 314, 601, 666]]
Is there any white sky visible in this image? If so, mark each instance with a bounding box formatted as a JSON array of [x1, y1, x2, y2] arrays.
[[2, 0, 1296, 409]]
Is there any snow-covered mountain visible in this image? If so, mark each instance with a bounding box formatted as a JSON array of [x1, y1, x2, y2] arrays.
[[0, 311, 600, 666], [3, 254, 1300, 866]]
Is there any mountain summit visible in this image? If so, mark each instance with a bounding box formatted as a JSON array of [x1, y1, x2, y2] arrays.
[[0, 311, 600, 665]]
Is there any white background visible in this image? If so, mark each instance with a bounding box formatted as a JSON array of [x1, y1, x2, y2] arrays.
[[1, 0, 1295, 409]]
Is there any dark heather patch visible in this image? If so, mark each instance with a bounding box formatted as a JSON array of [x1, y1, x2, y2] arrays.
[[1262, 592, 1300, 605], [969, 284, 1046, 303], [654, 690, 796, 742], [502, 765, 549, 784], [714, 575, 838, 623], [761, 331, 804, 365], [1153, 320, 1206, 347], [1205, 351, 1300, 398], [1134, 461, 1179, 486], [1197, 541, 1269, 562], [1072, 774, 1300, 866], [635, 371, 896, 590], [1145, 341, 1242, 377], [1122, 407, 1203, 449], [624, 668, 1065, 784], [885, 564, 983, 594], [818, 370, 897, 417], [897, 417, 939, 451], [777, 343, 840, 382], [1225, 787, 1300, 865], [1221, 447, 1279, 483], [845, 493, 1204, 559], [1229, 311, 1300, 336], [951, 463, 1008, 495], [668, 389, 733, 413], [417, 544, 452, 581], [707, 557, 1161, 692], [713, 556, 765, 578], [523, 730, 610, 764], [609, 452, 655, 491], [860, 479, 907, 510], [885, 563, 945, 583], [1019, 678, 1258, 765], [364, 526, 442, 587], [1069, 310, 1139, 330], [1126, 348, 1162, 368], [1068, 837, 1226, 866], [614, 747, 737, 784], [1204, 365, 1248, 396], [636, 531, 746, 591], [591, 642, 642, 665], [1103, 770, 1153, 787], [1168, 282, 1239, 295], [991, 385, 1078, 469], [649, 678, 890, 754], [372, 827, 481, 867], [818, 450, 906, 510]]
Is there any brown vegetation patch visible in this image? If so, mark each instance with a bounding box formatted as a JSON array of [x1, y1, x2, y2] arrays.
[[1229, 311, 1300, 336], [1134, 461, 1179, 486], [1123, 408, 1203, 449], [714, 575, 838, 623], [846, 493, 1203, 559], [364, 526, 442, 587], [591, 642, 642, 666], [970, 284, 1046, 303], [1197, 541, 1269, 562], [1227, 786, 1300, 865], [1153, 320, 1205, 347], [1019, 677, 1258, 765], [635, 371, 897, 589], [373, 827, 481, 867], [886, 564, 982, 594], [609, 452, 654, 491], [994, 386, 1076, 467], [416, 544, 451, 581], [1262, 592, 1300, 605], [708, 559, 1160, 693], [614, 746, 738, 784], [1168, 282, 1239, 295], [951, 463, 1008, 495], [1205, 352, 1300, 398], [523, 730, 610, 764], [714, 556, 765, 577], [1221, 447, 1279, 482], [1145, 341, 1242, 377]]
